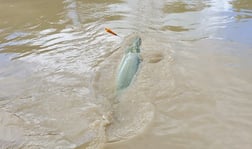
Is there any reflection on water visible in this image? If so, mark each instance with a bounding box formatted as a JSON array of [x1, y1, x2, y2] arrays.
[[231, 0, 252, 20], [163, 1, 209, 13], [0, 0, 252, 149], [232, 0, 252, 10]]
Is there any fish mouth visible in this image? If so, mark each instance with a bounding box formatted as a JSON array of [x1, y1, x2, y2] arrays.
[[133, 36, 142, 47], [127, 36, 142, 53]]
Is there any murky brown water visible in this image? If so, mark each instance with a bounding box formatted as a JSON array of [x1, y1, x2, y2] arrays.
[[1, 0, 252, 148]]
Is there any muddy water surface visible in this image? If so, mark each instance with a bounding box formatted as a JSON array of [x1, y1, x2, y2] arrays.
[[0, 0, 252, 149]]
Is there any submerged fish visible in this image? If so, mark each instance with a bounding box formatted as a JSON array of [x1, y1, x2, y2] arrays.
[[116, 36, 142, 91]]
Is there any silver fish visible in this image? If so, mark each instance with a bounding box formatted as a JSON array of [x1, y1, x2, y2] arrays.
[[116, 36, 142, 91]]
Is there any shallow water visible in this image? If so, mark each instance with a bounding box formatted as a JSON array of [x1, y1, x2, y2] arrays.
[[0, 0, 252, 148]]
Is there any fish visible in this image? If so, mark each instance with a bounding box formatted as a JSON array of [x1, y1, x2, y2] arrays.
[[105, 27, 118, 36], [116, 36, 142, 91]]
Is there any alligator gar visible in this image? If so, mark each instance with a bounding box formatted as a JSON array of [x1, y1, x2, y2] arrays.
[[116, 36, 142, 91]]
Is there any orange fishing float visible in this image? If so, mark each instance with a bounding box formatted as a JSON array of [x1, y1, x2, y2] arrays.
[[105, 27, 118, 36]]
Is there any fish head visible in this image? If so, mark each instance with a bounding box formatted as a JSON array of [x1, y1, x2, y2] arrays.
[[128, 36, 141, 53]]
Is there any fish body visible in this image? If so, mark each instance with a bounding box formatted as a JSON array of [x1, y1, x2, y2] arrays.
[[116, 36, 142, 91]]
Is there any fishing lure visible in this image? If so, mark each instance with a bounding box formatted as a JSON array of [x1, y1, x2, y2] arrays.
[[105, 27, 118, 36]]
